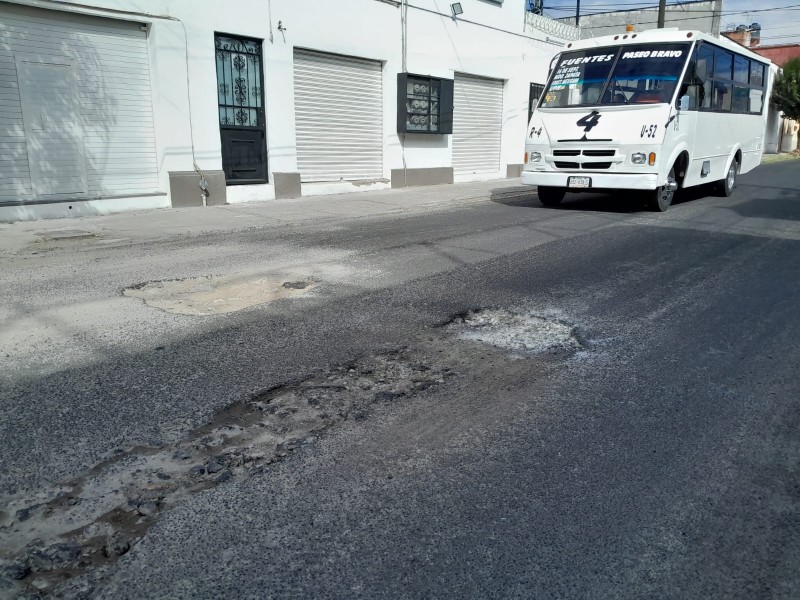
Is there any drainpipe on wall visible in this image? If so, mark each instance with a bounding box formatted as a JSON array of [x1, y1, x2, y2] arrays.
[[400, 0, 409, 187], [267, 0, 274, 43]]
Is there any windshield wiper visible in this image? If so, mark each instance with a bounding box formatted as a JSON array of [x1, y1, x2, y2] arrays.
[[610, 79, 628, 104]]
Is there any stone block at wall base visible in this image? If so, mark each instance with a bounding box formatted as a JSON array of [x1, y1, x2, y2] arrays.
[[273, 172, 302, 199], [506, 164, 523, 178], [169, 171, 227, 207], [391, 167, 454, 188]]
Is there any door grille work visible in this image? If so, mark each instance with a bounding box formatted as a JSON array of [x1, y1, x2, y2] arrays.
[[215, 34, 267, 183]]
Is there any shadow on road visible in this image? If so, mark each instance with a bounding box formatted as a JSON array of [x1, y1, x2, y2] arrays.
[[731, 185, 800, 222], [490, 183, 722, 214]]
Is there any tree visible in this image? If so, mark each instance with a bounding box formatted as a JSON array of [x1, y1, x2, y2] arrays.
[[772, 58, 800, 122]]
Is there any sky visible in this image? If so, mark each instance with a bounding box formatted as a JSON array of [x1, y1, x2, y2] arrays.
[[542, 0, 800, 46]]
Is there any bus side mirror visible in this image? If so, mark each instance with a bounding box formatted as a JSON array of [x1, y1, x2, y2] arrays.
[[678, 95, 690, 112]]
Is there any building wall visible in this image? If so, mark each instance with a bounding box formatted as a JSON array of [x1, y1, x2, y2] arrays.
[[721, 29, 752, 49], [0, 0, 570, 220], [557, 0, 722, 39], [753, 44, 800, 68]]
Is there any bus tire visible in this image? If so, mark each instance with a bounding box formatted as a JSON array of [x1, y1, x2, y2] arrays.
[[538, 186, 566, 206], [647, 166, 677, 212], [716, 158, 738, 197]]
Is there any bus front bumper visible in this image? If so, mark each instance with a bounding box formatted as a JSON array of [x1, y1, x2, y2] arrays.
[[521, 170, 660, 191]]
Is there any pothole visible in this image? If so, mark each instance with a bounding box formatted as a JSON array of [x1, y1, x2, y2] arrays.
[[446, 309, 583, 355], [38, 229, 98, 241], [123, 273, 318, 315], [0, 349, 454, 597]]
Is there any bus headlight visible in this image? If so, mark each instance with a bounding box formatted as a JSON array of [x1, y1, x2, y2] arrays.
[[632, 153, 647, 165], [529, 152, 542, 163]]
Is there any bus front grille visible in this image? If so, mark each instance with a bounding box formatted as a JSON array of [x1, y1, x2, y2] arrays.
[[553, 161, 612, 170]]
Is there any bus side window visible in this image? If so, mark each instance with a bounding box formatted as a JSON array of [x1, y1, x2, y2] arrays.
[[679, 48, 703, 109], [751, 62, 765, 87], [681, 43, 766, 115], [678, 51, 695, 108], [714, 49, 733, 80], [712, 48, 734, 111], [713, 82, 732, 111], [750, 88, 764, 113], [695, 45, 715, 109], [734, 56, 749, 84]]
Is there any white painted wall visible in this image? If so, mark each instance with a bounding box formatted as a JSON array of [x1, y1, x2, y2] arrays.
[[3, 0, 566, 218]]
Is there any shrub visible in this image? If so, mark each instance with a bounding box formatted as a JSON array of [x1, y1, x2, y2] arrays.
[[772, 58, 800, 122]]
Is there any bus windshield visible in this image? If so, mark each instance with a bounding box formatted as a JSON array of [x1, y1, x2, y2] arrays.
[[541, 43, 691, 108]]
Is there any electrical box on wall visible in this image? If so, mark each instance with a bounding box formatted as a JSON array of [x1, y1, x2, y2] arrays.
[[397, 73, 454, 134]]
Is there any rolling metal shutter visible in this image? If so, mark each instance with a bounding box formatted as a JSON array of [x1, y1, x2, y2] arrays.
[[293, 49, 383, 182], [0, 4, 159, 203], [452, 73, 504, 175]]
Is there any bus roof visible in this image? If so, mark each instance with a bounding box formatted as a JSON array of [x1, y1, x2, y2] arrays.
[[561, 29, 773, 67]]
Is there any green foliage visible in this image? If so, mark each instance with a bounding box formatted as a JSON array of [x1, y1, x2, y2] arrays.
[[772, 58, 800, 122]]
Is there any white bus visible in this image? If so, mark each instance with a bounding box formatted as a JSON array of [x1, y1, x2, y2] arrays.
[[522, 28, 774, 211]]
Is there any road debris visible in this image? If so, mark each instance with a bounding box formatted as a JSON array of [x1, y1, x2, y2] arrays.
[[446, 308, 583, 355]]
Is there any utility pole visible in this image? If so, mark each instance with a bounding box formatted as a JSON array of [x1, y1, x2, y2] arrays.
[[657, 0, 666, 28], [576, 0, 580, 26], [711, 0, 724, 36]]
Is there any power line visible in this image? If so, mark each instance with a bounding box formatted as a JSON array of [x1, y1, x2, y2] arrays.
[[545, 0, 800, 7], [548, 7, 800, 15], [549, 9, 800, 26], [545, 2, 800, 16], [759, 34, 800, 40], [754, 20, 800, 31], [546, 0, 702, 6]]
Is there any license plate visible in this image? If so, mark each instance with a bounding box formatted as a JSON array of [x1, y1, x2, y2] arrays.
[[568, 176, 591, 189]]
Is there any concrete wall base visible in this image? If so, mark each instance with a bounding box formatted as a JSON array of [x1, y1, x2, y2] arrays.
[[169, 171, 227, 207], [391, 167, 454, 188], [273, 172, 302, 199], [0, 194, 170, 223], [506, 164, 523, 178]]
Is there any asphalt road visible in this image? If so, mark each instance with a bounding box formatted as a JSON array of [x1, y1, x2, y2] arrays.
[[2, 161, 799, 599]]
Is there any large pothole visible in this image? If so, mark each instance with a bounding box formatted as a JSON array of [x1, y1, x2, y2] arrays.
[[0, 307, 587, 598], [0, 349, 453, 598], [447, 308, 583, 355], [123, 273, 319, 316]]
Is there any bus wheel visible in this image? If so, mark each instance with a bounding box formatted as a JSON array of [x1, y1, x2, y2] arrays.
[[716, 158, 738, 197], [648, 167, 677, 212], [537, 186, 566, 207]]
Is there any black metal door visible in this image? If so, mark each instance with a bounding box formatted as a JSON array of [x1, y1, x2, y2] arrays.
[[215, 34, 268, 184]]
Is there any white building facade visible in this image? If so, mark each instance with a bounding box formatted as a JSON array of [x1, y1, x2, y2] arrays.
[[0, 0, 574, 221]]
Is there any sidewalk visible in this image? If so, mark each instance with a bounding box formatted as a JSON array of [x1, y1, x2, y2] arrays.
[[0, 179, 531, 255]]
